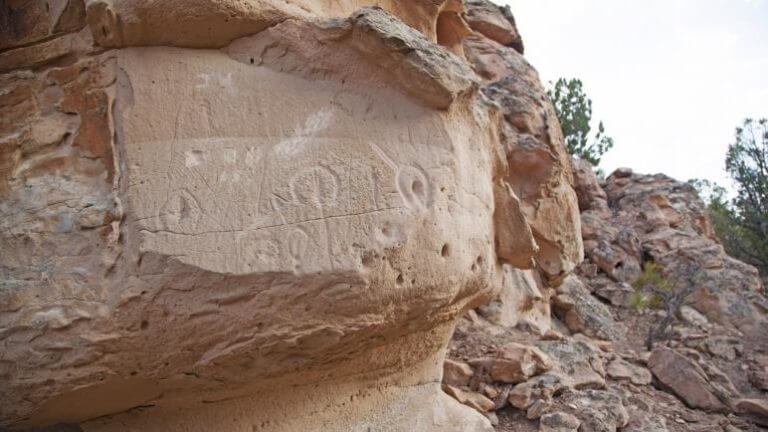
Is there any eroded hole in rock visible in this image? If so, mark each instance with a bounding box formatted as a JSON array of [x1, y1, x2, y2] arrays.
[[441, 243, 451, 257], [396, 273, 405, 285], [412, 179, 424, 196], [361, 253, 376, 267]]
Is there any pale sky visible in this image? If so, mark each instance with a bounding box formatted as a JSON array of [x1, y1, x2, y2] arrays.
[[504, 0, 768, 188]]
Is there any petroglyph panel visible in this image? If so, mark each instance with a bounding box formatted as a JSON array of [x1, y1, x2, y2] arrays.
[[116, 47, 491, 275]]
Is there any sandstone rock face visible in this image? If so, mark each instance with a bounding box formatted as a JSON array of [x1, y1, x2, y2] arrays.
[[477, 266, 553, 334], [464, 0, 524, 53], [0, 1, 582, 430], [571, 157, 608, 213]]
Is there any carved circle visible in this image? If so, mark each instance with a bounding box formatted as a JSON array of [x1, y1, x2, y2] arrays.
[[396, 165, 431, 211]]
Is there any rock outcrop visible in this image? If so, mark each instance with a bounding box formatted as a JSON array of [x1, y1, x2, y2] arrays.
[[598, 169, 768, 338], [445, 159, 768, 431], [0, 1, 582, 431], [648, 347, 732, 412]]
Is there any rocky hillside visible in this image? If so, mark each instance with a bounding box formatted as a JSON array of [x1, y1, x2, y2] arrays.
[[444, 161, 768, 431]]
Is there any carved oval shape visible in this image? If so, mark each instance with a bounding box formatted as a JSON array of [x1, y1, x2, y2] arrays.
[[396, 165, 431, 211]]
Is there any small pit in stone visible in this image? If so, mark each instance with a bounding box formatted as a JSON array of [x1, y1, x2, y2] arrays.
[[396, 274, 404, 285], [441, 244, 451, 257], [412, 180, 424, 195], [361, 254, 375, 268]]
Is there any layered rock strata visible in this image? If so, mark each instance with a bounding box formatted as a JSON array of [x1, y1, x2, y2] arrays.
[[0, 1, 581, 430]]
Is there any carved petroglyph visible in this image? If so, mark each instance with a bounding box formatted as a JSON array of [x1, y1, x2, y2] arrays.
[[159, 189, 203, 234], [396, 165, 431, 212], [144, 135, 439, 232], [134, 133, 443, 273], [0, 8, 580, 428], [118, 49, 461, 276], [289, 166, 341, 208], [370, 142, 433, 212], [287, 228, 310, 270], [131, 129, 452, 275]]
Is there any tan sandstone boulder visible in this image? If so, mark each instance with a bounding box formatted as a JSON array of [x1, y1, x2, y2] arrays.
[[0, 0, 582, 431]]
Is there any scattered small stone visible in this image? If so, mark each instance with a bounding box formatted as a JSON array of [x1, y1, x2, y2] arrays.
[[606, 358, 652, 386], [442, 384, 496, 413], [443, 358, 474, 387], [539, 411, 580, 432]]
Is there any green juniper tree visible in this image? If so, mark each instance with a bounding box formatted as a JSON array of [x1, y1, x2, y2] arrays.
[[690, 118, 768, 287], [723, 118, 768, 278], [547, 78, 614, 166]]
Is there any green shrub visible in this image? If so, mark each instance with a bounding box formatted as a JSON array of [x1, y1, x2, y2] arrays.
[[628, 291, 651, 311], [630, 262, 672, 311]]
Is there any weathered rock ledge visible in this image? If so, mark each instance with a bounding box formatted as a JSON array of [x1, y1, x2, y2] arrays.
[[0, 1, 580, 430]]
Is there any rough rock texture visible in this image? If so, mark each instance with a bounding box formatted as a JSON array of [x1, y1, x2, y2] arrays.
[[553, 275, 627, 341], [538, 411, 579, 432], [606, 357, 652, 386], [446, 159, 768, 432], [648, 347, 731, 412], [0, 1, 583, 431], [463, 0, 524, 53], [598, 169, 768, 338]]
